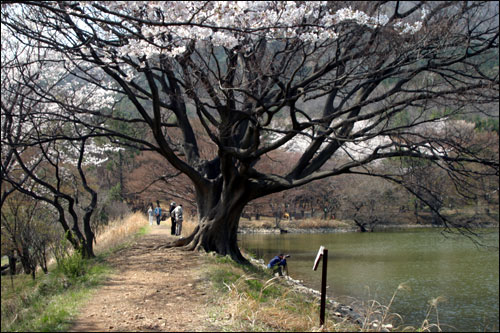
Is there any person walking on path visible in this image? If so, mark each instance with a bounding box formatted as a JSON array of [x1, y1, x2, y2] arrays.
[[154, 201, 162, 226], [147, 203, 154, 226], [169, 202, 177, 235], [173, 204, 184, 236]]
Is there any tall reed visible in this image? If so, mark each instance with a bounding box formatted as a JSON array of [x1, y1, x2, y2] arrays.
[[93, 212, 148, 253], [180, 218, 198, 237]]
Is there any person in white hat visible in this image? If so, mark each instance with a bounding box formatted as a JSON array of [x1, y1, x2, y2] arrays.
[[173, 204, 184, 236]]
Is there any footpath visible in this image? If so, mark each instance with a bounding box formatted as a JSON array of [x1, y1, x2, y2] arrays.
[[69, 225, 222, 332]]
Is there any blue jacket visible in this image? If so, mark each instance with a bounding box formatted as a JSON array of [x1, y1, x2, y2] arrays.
[[267, 256, 286, 268], [154, 207, 162, 216]]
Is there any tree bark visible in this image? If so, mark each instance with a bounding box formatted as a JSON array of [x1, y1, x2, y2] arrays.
[[188, 210, 247, 263], [19, 247, 32, 276], [81, 238, 96, 259], [8, 253, 17, 276], [166, 175, 252, 264]]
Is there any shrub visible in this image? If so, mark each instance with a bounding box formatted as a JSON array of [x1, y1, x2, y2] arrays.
[[56, 252, 87, 279]]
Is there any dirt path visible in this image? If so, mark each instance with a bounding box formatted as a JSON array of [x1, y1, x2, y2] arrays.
[[69, 225, 221, 332]]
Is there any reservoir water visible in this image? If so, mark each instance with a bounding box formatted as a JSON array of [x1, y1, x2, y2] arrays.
[[239, 228, 499, 332]]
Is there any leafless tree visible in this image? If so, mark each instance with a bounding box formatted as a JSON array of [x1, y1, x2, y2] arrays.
[[339, 175, 401, 232]]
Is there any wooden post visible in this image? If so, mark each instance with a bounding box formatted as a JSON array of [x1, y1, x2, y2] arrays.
[[320, 249, 328, 326], [313, 246, 328, 327]]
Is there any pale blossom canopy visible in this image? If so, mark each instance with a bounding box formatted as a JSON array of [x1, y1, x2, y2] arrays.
[[68, 1, 426, 60]]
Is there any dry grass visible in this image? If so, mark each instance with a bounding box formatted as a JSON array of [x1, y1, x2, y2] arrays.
[[239, 217, 352, 229], [206, 257, 359, 332], [220, 277, 352, 331], [239, 218, 276, 229], [347, 283, 445, 332], [207, 261, 445, 333], [223, 278, 316, 331], [287, 218, 352, 229], [180, 218, 198, 237], [93, 212, 148, 254]]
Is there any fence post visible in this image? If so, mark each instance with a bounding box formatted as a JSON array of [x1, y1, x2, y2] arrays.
[[313, 246, 328, 327]]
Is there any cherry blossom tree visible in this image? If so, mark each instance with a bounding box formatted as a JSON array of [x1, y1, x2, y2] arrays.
[[2, 1, 498, 263], [1, 27, 120, 258]]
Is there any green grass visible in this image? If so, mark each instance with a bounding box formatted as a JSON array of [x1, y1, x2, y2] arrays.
[[1, 255, 110, 332], [1, 223, 150, 332], [137, 225, 149, 236]]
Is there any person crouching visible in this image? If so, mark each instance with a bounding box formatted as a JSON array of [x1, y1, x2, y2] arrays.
[[267, 254, 289, 276]]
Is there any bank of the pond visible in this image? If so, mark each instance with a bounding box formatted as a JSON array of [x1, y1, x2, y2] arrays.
[[246, 256, 366, 324], [238, 223, 444, 234], [239, 229, 500, 332]]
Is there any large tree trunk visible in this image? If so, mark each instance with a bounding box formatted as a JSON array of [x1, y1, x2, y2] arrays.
[[186, 205, 247, 263], [167, 176, 252, 264], [82, 216, 96, 259], [19, 247, 32, 275], [431, 209, 444, 226], [81, 238, 95, 259]]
